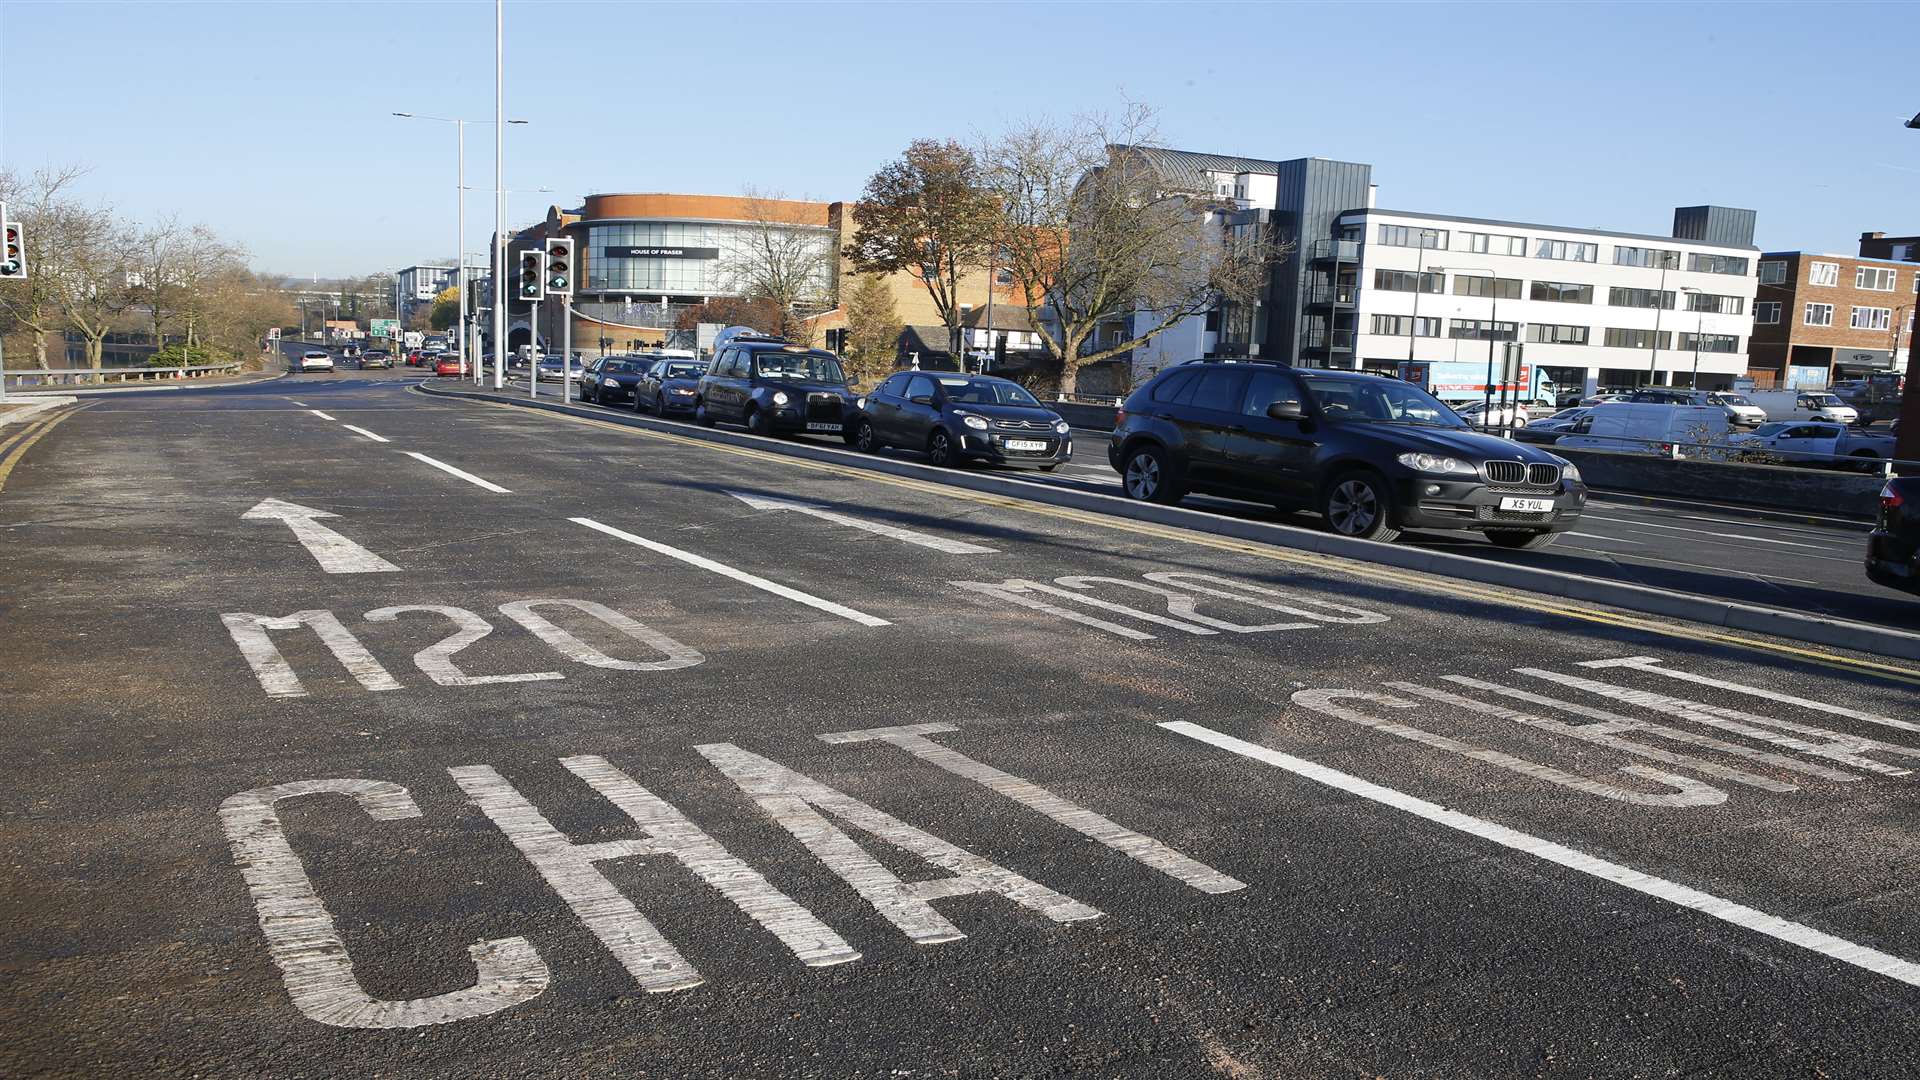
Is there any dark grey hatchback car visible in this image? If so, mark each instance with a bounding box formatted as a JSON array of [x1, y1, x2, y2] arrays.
[[851, 372, 1071, 468], [1108, 360, 1586, 548]]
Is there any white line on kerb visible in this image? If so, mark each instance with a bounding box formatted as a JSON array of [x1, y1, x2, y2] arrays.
[[1160, 720, 1920, 989], [308, 409, 337, 421], [572, 516, 890, 627], [341, 424, 390, 443], [401, 451, 512, 493]]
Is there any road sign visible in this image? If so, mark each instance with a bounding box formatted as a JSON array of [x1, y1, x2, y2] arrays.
[[370, 319, 399, 339]]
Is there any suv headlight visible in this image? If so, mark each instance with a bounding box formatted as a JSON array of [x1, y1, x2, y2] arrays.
[[1396, 452, 1474, 476], [1054, 420, 1071, 434], [855, 396, 867, 410], [962, 414, 989, 430], [1561, 463, 1582, 483], [772, 391, 790, 406]]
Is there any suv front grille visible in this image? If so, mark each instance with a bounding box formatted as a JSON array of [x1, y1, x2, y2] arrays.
[[1482, 460, 1561, 488], [1484, 460, 1526, 485], [1527, 462, 1561, 487]]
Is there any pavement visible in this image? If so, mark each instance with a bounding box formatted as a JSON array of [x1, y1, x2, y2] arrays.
[[4, 369, 1920, 1078]]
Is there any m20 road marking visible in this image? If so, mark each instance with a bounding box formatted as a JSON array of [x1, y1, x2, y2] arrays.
[[954, 570, 1388, 641]]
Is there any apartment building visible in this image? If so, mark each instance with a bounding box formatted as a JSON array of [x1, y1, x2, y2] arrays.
[[1747, 251, 1914, 388]]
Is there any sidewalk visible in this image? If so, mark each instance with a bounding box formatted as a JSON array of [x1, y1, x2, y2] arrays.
[[0, 396, 78, 427]]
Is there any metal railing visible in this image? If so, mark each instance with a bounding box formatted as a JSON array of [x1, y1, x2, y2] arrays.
[[2, 362, 246, 388], [1301, 328, 1356, 350], [1309, 239, 1364, 262], [1306, 284, 1361, 305]]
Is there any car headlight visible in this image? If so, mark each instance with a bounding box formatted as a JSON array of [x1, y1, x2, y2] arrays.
[[1054, 420, 1071, 434], [772, 391, 790, 406], [1395, 452, 1474, 476], [855, 397, 867, 410], [1561, 463, 1582, 483], [961, 414, 989, 430], [671, 387, 695, 396]]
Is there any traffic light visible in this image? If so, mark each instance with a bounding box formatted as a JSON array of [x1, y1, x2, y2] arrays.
[[544, 237, 574, 297], [0, 221, 24, 280], [517, 247, 544, 301]]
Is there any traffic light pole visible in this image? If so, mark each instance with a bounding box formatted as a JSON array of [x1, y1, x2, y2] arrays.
[[561, 297, 573, 404], [528, 299, 541, 399]]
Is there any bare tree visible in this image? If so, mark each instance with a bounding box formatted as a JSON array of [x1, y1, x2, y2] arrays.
[[53, 209, 139, 376], [718, 188, 835, 340], [132, 218, 245, 348], [0, 165, 90, 369], [983, 106, 1283, 395]]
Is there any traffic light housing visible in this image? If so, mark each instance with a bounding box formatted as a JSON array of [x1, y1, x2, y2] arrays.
[[517, 247, 544, 301], [0, 221, 24, 280], [544, 237, 574, 298]]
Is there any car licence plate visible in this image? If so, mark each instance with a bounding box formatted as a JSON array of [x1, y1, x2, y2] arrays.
[[1004, 439, 1048, 451], [806, 422, 842, 432], [1498, 497, 1554, 513]]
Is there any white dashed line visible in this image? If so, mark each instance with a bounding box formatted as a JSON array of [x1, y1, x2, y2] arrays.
[[308, 409, 337, 421], [341, 425, 390, 443], [401, 451, 512, 493]]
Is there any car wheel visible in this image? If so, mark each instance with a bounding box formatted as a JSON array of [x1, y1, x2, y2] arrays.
[[855, 420, 878, 453], [1121, 443, 1182, 504], [927, 429, 957, 467], [1485, 530, 1559, 550], [745, 406, 772, 437], [1322, 471, 1400, 542], [633, 391, 648, 415]]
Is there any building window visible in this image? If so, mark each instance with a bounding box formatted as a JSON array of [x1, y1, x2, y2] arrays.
[[1378, 224, 1446, 249], [1614, 246, 1680, 269], [1855, 266, 1898, 291], [1808, 261, 1839, 287], [1369, 314, 1441, 337], [1449, 319, 1518, 341], [1603, 328, 1673, 350], [1530, 280, 1594, 304], [1535, 238, 1598, 262], [1524, 323, 1590, 345], [1458, 231, 1526, 256], [1758, 260, 1787, 284], [1687, 253, 1750, 275], [1451, 275, 1522, 299], [1677, 333, 1740, 353], [1684, 292, 1744, 315], [1850, 305, 1892, 331], [1804, 302, 1834, 326], [1755, 301, 1781, 324], [1372, 268, 1442, 293], [1608, 287, 1676, 309]]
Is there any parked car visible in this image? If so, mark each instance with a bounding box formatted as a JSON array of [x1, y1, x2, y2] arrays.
[[1554, 402, 1730, 455], [361, 350, 393, 370], [1629, 388, 1765, 427], [1749, 389, 1859, 425], [1514, 407, 1592, 445], [1725, 421, 1846, 462], [1578, 391, 1632, 408], [634, 358, 708, 417], [1867, 478, 1920, 596], [581, 356, 650, 405], [433, 356, 464, 377], [694, 335, 855, 436], [851, 372, 1071, 469], [1448, 400, 1528, 430], [1108, 360, 1586, 547], [296, 350, 334, 373]]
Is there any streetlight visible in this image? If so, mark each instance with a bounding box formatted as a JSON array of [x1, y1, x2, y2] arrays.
[[392, 113, 528, 385], [1679, 286, 1705, 390], [1450, 266, 1512, 433], [1406, 228, 1441, 370], [1644, 254, 1675, 387], [1898, 114, 1920, 471]]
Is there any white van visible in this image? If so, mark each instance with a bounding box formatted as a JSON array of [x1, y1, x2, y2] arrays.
[[1748, 389, 1858, 424], [1554, 402, 1730, 455]]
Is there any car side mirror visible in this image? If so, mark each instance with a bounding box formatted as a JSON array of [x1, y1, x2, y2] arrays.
[[1266, 399, 1305, 421], [910, 395, 934, 406]]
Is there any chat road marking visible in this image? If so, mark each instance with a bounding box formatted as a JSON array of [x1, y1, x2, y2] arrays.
[[724, 489, 997, 554], [401, 451, 512, 493], [242, 498, 401, 575], [1163, 720, 1920, 989], [573, 516, 890, 627], [954, 570, 1387, 642], [340, 424, 390, 443]]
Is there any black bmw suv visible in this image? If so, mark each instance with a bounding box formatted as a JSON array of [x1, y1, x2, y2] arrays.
[[695, 335, 856, 437], [1108, 360, 1586, 548]]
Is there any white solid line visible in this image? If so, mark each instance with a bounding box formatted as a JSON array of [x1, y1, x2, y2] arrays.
[[288, 400, 308, 406], [401, 451, 512, 493], [1563, 531, 1640, 545], [1580, 515, 1827, 550], [308, 409, 337, 421], [572, 516, 890, 627], [724, 490, 996, 554], [1556, 546, 1822, 586], [1160, 720, 1920, 989], [340, 424, 390, 443]]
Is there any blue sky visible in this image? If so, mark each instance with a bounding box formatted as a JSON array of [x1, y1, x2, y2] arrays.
[[3, 1, 1915, 278]]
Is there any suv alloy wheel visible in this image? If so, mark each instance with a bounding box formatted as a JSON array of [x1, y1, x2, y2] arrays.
[[1121, 444, 1181, 504], [1322, 471, 1400, 542]]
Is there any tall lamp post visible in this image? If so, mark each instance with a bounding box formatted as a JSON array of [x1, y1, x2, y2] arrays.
[[1406, 229, 1441, 371], [1644, 255, 1674, 387], [1897, 109, 1920, 472], [1450, 266, 1508, 432], [1679, 286, 1704, 389]]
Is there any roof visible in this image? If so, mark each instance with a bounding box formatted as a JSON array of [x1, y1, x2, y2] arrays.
[[961, 306, 1036, 332], [1111, 146, 1276, 190], [1348, 208, 1759, 253], [900, 325, 954, 356], [1761, 250, 1918, 267]]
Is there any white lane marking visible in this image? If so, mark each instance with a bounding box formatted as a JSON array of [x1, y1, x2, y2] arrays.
[[364, 605, 563, 686], [308, 409, 337, 421], [1580, 515, 1828, 550], [497, 599, 704, 671], [220, 779, 548, 1028], [287, 400, 308, 406], [451, 759, 858, 993], [697, 741, 1101, 944], [1162, 720, 1920, 989], [817, 722, 1245, 893], [1146, 571, 1390, 625], [1556, 545, 1823, 585], [1563, 531, 1640, 545], [724, 489, 997, 554], [1291, 689, 1725, 806], [1056, 575, 1315, 633], [572, 517, 889, 627], [953, 579, 1157, 640], [402, 451, 512, 493], [242, 498, 402, 575], [341, 424, 391, 443], [1517, 667, 1918, 777], [1579, 656, 1920, 737], [222, 610, 403, 698]]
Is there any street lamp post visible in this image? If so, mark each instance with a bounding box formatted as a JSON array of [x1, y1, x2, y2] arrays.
[[1407, 229, 1440, 369], [1679, 286, 1704, 389], [1449, 266, 1507, 432], [1644, 258, 1672, 387]]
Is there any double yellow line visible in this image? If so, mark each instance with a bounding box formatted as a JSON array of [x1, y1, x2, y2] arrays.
[[0, 403, 89, 494], [436, 390, 1920, 687]]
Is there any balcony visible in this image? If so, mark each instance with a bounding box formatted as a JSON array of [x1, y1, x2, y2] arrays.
[[1309, 239, 1364, 263], [1306, 283, 1360, 306], [1301, 328, 1356, 351]]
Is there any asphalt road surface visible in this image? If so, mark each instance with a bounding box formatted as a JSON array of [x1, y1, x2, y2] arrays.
[[5, 372, 1920, 1078]]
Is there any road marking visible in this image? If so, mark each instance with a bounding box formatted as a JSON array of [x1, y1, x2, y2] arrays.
[[402, 451, 512, 493], [287, 399, 308, 406], [364, 605, 563, 686], [1580, 515, 1828, 551], [1161, 720, 1920, 989], [222, 609, 404, 698], [1578, 656, 1920, 736], [308, 409, 337, 421], [497, 599, 704, 671], [1557, 545, 1824, 586], [724, 489, 997, 554], [340, 424, 390, 443], [451, 758, 859, 993], [953, 579, 1158, 639], [817, 723, 1245, 893], [220, 779, 549, 1028], [698, 741, 1101, 943], [1563, 531, 1640, 544], [0, 404, 88, 495], [572, 516, 889, 627], [242, 498, 402, 574]]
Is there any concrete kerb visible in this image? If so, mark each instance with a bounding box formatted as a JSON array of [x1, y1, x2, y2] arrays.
[[416, 382, 1920, 665], [0, 396, 78, 427]]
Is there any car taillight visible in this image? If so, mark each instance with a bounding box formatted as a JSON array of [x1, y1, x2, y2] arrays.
[[1114, 409, 1127, 425], [1884, 483, 1905, 513]]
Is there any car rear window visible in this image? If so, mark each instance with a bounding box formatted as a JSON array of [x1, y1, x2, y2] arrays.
[[1150, 369, 1198, 404]]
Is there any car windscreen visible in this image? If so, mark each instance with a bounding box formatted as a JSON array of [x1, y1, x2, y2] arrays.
[[935, 377, 1040, 406], [1751, 423, 1789, 436], [1299, 373, 1463, 427], [1710, 393, 1753, 406], [753, 350, 845, 383], [663, 362, 704, 379], [603, 360, 642, 373], [1805, 393, 1842, 406]]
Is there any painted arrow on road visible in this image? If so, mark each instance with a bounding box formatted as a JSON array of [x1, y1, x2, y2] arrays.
[[242, 498, 402, 574], [724, 491, 997, 555]]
